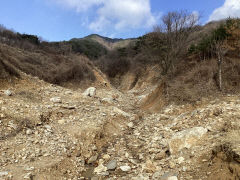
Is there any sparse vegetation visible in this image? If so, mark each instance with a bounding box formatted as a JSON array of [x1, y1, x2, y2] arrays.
[[0, 15, 240, 103]]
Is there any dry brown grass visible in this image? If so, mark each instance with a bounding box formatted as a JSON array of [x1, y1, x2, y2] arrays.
[[0, 43, 96, 86]]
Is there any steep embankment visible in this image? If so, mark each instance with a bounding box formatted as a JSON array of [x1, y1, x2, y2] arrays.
[[0, 43, 110, 89], [100, 19, 240, 111]]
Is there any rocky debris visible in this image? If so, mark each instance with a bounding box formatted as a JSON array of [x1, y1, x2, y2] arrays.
[[168, 127, 208, 154], [83, 87, 96, 97], [107, 159, 117, 170], [4, 89, 12, 96], [0, 75, 240, 180]]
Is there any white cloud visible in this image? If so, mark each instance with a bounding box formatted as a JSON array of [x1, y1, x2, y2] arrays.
[[52, 0, 104, 12], [51, 0, 158, 32], [209, 0, 240, 21], [89, 0, 156, 31]]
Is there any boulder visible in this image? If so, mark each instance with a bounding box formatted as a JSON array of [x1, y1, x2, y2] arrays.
[[168, 127, 208, 154]]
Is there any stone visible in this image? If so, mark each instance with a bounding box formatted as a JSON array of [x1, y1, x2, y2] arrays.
[[87, 155, 98, 164], [83, 87, 96, 97], [120, 165, 131, 172], [154, 151, 166, 160], [65, 91, 72, 95], [168, 127, 208, 154], [144, 160, 157, 173], [58, 119, 66, 124], [167, 176, 178, 180], [169, 161, 176, 169], [24, 167, 34, 171], [94, 164, 107, 175], [127, 122, 134, 128], [152, 171, 163, 180], [103, 154, 110, 160], [23, 172, 33, 179], [4, 90, 12, 96], [159, 114, 170, 120], [76, 151, 81, 157], [62, 105, 76, 110], [160, 172, 178, 180], [0, 171, 8, 177], [26, 129, 33, 135], [101, 98, 113, 104], [177, 157, 184, 164], [44, 125, 52, 131], [107, 160, 117, 170], [113, 107, 130, 117], [50, 97, 62, 103], [0, 113, 5, 118]]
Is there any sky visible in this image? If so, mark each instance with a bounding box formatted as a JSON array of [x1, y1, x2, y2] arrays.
[[0, 0, 239, 41]]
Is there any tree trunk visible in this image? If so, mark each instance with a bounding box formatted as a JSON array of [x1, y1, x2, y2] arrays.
[[218, 60, 222, 91], [217, 50, 223, 91]]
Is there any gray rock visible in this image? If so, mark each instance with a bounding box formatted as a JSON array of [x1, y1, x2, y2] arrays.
[[0, 171, 8, 177], [167, 176, 178, 180], [23, 172, 33, 179], [120, 165, 131, 172], [160, 172, 178, 180], [94, 164, 107, 175], [87, 155, 98, 164], [65, 91, 72, 95], [152, 171, 162, 179], [26, 129, 33, 135], [107, 159, 117, 170], [50, 97, 62, 103], [101, 98, 113, 104], [127, 122, 134, 128], [4, 90, 12, 96], [44, 125, 52, 132], [83, 87, 96, 97]]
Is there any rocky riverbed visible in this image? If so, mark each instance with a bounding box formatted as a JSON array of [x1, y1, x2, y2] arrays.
[[0, 76, 240, 180]]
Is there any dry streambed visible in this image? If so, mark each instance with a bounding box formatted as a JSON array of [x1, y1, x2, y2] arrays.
[[0, 78, 240, 180]]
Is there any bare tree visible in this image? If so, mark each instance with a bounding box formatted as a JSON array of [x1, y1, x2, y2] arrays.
[[214, 41, 225, 91], [153, 10, 199, 74], [211, 25, 229, 91]]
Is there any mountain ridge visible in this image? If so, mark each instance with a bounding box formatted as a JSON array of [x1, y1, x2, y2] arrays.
[[71, 34, 137, 51]]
